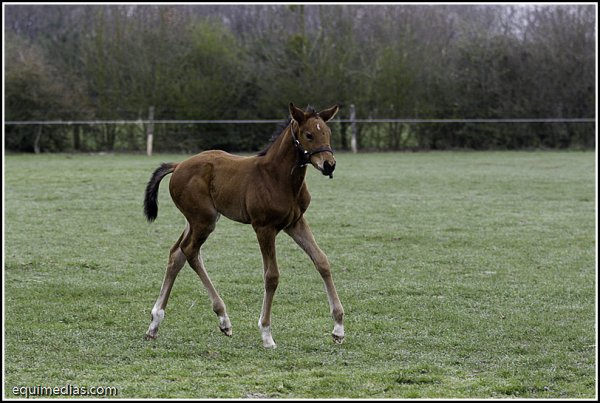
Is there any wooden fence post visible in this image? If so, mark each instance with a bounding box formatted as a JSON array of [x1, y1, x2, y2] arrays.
[[350, 104, 357, 153], [146, 106, 154, 156], [34, 125, 42, 154]]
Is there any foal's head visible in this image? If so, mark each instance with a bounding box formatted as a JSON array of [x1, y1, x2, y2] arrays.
[[289, 103, 339, 177]]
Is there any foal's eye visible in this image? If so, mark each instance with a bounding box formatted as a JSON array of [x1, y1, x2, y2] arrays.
[[305, 132, 314, 141]]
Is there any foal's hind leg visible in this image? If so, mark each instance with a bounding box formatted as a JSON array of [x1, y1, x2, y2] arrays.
[[285, 217, 345, 344], [145, 230, 187, 340], [255, 226, 279, 348], [180, 218, 232, 337]]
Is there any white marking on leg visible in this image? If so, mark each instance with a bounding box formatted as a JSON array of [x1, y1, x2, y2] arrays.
[[219, 314, 232, 336], [332, 323, 345, 343], [147, 306, 165, 337], [259, 321, 276, 348]]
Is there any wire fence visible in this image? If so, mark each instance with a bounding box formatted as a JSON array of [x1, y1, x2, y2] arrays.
[[4, 116, 596, 154]]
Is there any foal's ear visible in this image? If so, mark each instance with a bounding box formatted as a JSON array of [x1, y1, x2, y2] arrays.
[[289, 102, 306, 123], [318, 104, 339, 122]]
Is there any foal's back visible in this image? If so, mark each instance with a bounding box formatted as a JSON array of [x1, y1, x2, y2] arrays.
[[167, 149, 310, 229], [168, 150, 255, 224]]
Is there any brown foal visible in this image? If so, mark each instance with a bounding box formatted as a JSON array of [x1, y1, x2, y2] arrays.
[[143, 103, 345, 348]]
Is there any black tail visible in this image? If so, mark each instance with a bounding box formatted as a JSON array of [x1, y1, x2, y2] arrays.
[[144, 163, 177, 222]]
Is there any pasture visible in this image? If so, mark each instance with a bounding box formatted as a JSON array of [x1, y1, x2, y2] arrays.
[[3, 151, 596, 398]]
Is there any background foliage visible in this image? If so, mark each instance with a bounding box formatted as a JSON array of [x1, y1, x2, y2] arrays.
[[4, 4, 597, 152]]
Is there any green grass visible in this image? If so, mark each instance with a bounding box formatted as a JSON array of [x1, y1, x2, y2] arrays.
[[3, 151, 597, 398]]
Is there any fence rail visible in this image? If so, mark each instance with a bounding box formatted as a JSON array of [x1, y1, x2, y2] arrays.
[[4, 118, 596, 125]]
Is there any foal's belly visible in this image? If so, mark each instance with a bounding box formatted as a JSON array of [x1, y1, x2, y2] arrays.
[[207, 154, 254, 224], [214, 196, 252, 225]]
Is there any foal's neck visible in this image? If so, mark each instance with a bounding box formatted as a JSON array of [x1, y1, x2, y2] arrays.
[[263, 124, 307, 186]]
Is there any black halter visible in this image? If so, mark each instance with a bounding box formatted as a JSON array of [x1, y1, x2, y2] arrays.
[[290, 120, 335, 172]]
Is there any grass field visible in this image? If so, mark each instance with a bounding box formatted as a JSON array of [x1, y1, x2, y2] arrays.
[[3, 151, 597, 398]]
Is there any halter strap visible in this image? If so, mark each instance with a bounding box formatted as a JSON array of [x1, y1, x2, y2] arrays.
[[290, 120, 334, 168]]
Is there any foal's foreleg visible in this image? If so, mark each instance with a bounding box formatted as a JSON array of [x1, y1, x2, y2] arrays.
[[145, 242, 186, 340], [285, 217, 345, 344]]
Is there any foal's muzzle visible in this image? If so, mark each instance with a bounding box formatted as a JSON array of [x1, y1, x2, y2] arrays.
[[304, 146, 336, 178], [322, 160, 336, 178]]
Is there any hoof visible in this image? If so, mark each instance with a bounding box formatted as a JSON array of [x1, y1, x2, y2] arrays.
[[219, 315, 232, 337], [332, 323, 345, 344], [332, 333, 344, 344], [144, 333, 157, 341], [259, 323, 276, 348], [263, 340, 277, 349]]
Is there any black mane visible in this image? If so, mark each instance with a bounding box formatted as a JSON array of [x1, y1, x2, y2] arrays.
[[257, 117, 291, 157]]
